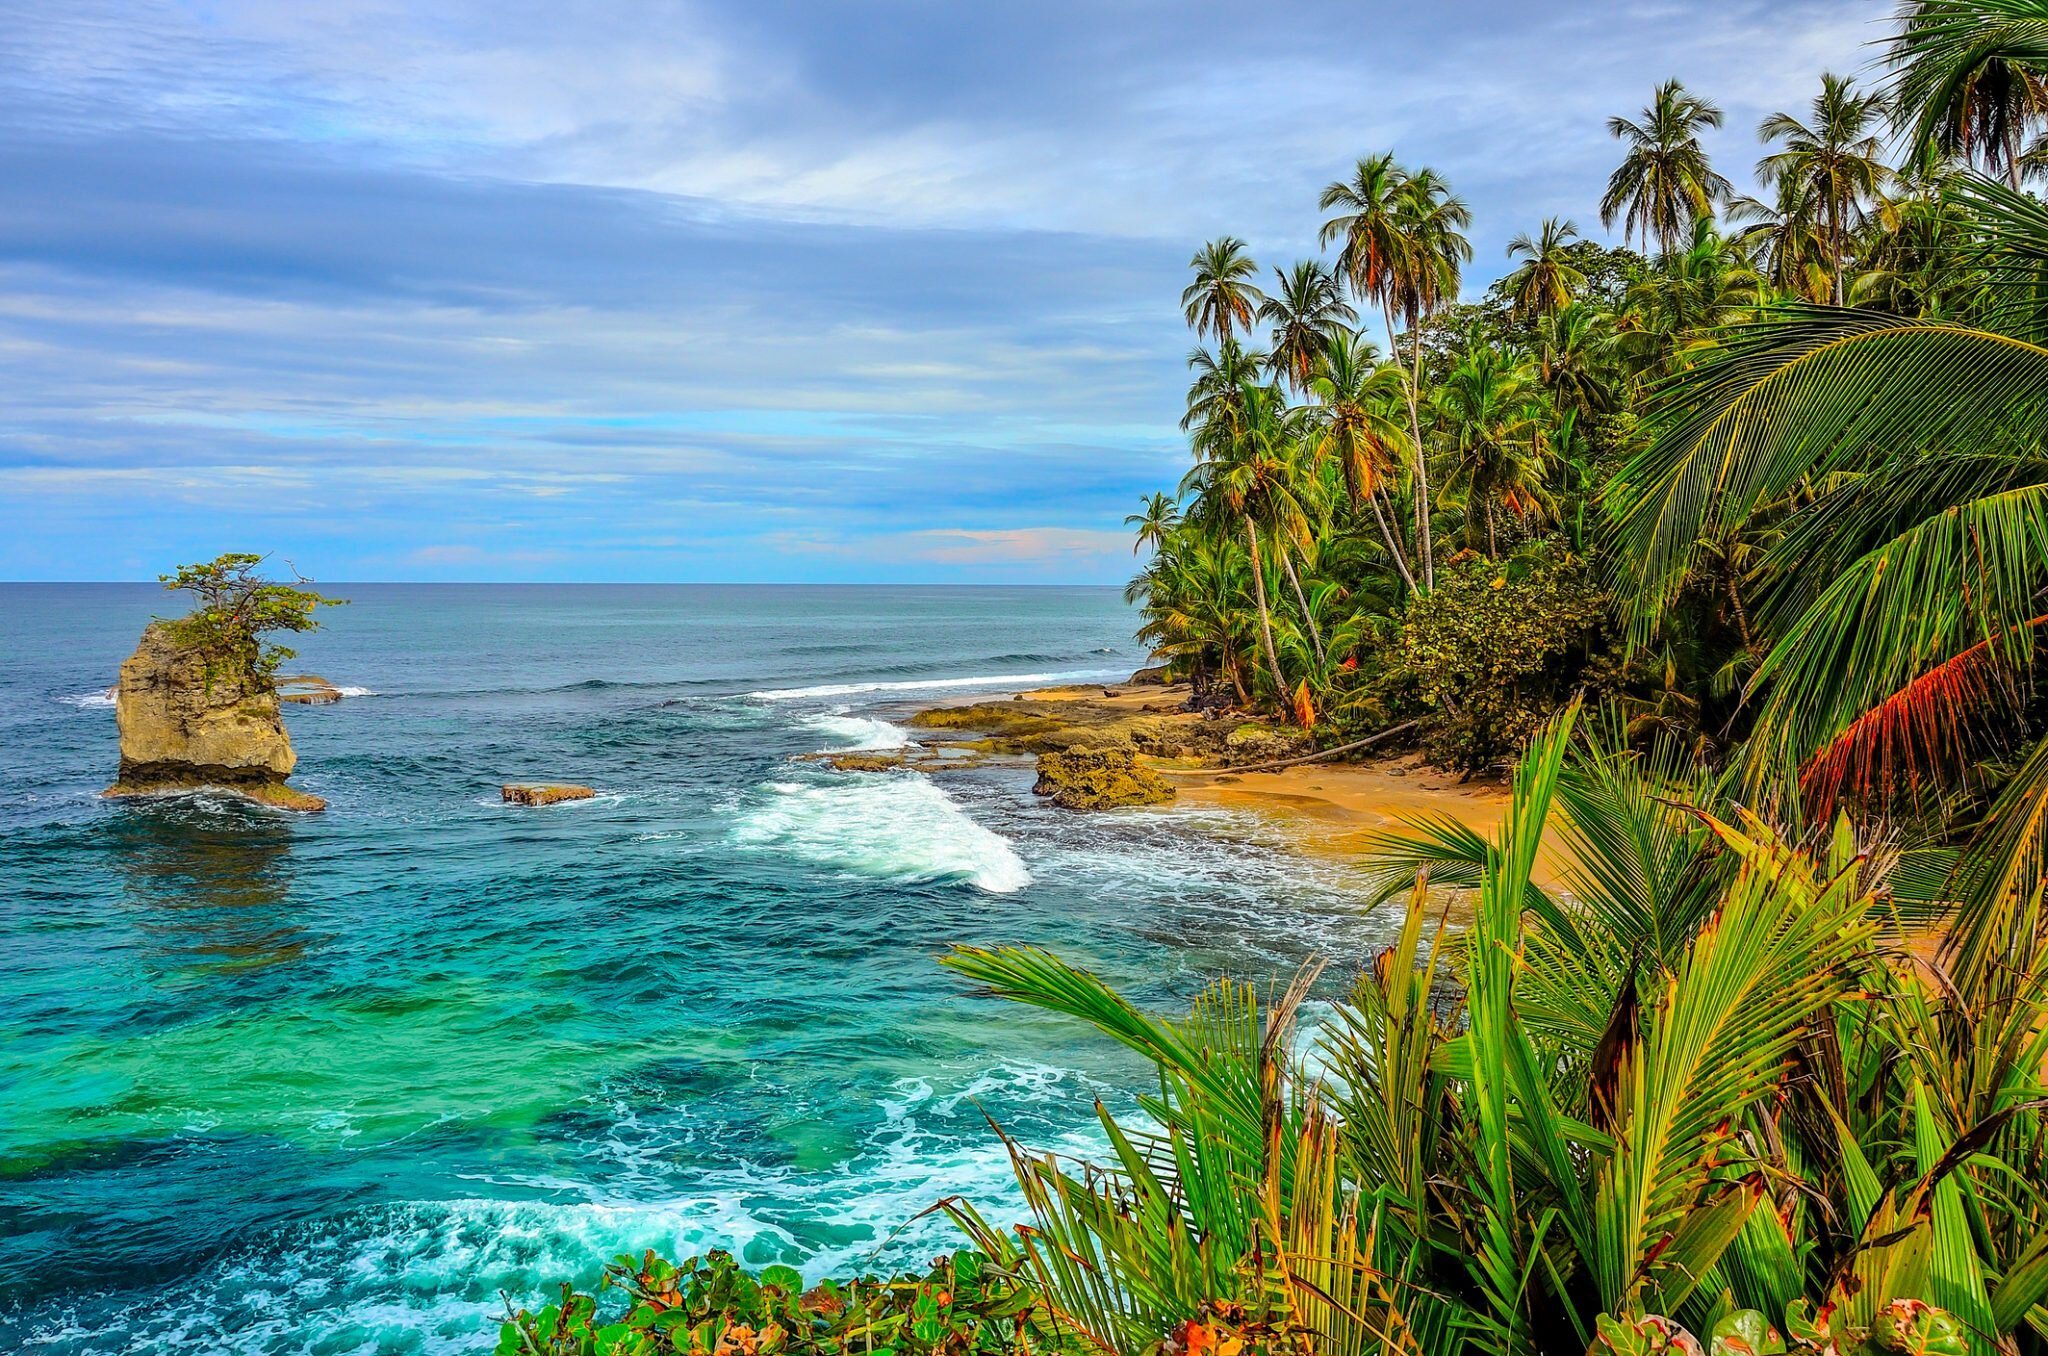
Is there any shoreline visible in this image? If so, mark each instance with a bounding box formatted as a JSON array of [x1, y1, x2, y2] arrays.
[[884, 680, 1563, 889]]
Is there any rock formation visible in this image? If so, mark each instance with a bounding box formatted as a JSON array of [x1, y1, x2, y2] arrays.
[[503, 783, 596, 806], [105, 623, 326, 811], [1031, 747, 1174, 810]]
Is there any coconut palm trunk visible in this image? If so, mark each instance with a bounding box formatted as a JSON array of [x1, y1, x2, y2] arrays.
[[1367, 488, 1418, 593], [1383, 302, 1434, 590], [1243, 519, 1288, 715], [1406, 322, 1436, 590], [1278, 545, 1326, 666]]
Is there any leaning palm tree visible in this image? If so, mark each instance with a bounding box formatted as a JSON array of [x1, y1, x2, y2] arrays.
[[1756, 73, 1893, 305], [1257, 260, 1356, 391], [1502, 217, 1588, 316], [1181, 237, 1267, 343], [1601, 79, 1734, 257], [1888, 0, 2048, 190], [1305, 329, 1418, 593], [1182, 382, 1311, 713]]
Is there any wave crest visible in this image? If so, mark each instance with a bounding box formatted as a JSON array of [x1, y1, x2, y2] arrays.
[[730, 776, 1030, 893]]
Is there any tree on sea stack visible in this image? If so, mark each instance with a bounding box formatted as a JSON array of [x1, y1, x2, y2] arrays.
[[158, 552, 343, 684], [106, 553, 344, 812]]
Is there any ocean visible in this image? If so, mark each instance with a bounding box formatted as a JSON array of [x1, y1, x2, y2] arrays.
[[0, 584, 1390, 1354]]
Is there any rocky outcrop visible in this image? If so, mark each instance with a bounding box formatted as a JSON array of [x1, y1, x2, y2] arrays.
[[1127, 664, 1169, 686], [105, 623, 325, 811], [1032, 748, 1174, 810], [1224, 723, 1312, 766], [277, 674, 344, 705], [503, 783, 595, 806]]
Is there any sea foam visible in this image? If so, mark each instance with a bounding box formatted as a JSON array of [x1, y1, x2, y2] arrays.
[[57, 688, 116, 709], [730, 775, 1030, 893], [800, 711, 910, 750]]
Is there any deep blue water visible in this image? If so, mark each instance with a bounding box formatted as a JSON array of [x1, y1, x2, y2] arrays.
[[1, 584, 1385, 1354]]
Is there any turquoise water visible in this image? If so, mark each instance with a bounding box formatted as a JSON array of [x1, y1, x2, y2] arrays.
[[1, 585, 1385, 1354]]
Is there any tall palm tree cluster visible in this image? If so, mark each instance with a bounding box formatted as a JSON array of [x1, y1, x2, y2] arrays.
[[1129, 3, 2042, 769]]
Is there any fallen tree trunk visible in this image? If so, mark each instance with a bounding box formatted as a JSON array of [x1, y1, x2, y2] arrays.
[[1162, 720, 1420, 777]]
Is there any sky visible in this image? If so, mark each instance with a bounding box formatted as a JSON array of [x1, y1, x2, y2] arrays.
[[1, 0, 1876, 583]]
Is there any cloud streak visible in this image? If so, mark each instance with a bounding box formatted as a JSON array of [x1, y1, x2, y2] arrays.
[[0, 0, 1873, 580]]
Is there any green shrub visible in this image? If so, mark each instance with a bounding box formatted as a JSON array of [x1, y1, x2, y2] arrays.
[[1384, 554, 1607, 773], [498, 1247, 1070, 1356]]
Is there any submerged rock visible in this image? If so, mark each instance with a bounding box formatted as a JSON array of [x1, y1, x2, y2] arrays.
[[1031, 747, 1174, 811], [105, 623, 326, 811], [503, 782, 596, 806]]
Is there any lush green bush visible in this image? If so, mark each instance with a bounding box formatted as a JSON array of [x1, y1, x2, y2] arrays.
[[1382, 553, 1607, 772], [498, 1247, 1072, 1356], [158, 552, 344, 685]]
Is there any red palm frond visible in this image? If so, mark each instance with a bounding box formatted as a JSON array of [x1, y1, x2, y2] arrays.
[[1800, 614, 2048, 813]]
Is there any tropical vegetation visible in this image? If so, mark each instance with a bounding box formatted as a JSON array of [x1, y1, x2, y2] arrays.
[[520, 4, 2048, 1353]]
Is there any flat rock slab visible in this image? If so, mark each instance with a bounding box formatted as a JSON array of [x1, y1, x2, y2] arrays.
[[503, 783, 595, 806], [277, 674, 346, 705]]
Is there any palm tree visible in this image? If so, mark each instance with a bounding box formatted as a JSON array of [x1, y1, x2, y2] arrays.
[[942, 711, 2048, 1356], [1321, 153, 1439, 587], [1502, 217, 1587, 316], [1127, 525, 1252, 704], [1433, 343, 1552, 556], [1257, 260, 1355, 391], [1305, 329, 1418, 593], [1888, 0, 2048, 190], [1123, 493, 1180, 556], [1727, 175, 1833, 302], [1389, 168, 1473, 587], [1601, 79, 1733, 257], [1535, 301, 1620, 416], [1180, 338, 1266, 434], [1756, 73, 1893, 305], [1182, 383, 1309, 713], [1180, 237, 1266, 343]]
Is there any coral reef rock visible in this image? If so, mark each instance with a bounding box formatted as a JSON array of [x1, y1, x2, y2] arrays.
[[503, 783, 596, 806], [1031, 747, 1174, 811], [105, 623, 325, 811]]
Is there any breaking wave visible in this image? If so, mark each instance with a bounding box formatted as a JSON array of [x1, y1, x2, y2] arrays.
[[729, 775, 1030, 893]]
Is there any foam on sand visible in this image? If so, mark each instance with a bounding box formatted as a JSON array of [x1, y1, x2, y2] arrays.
[[730, 775, 1030, 893]]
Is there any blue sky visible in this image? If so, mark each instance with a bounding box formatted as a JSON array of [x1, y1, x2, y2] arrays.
[[1, 0, 1872, 582]]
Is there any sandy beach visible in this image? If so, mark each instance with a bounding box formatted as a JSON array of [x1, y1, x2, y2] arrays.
[[903, 680, 1567, 890]]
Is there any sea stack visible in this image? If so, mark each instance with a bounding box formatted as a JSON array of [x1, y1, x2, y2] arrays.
[[105, 622, 326, 811]]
